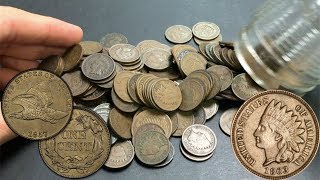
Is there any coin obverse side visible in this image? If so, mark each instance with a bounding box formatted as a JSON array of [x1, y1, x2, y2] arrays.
[[105, 140, 134, 169], [231, 90, 319, 179], [39, 107, 111, 178], [135, 130, 170, 165], [2, 70, 73, 140]]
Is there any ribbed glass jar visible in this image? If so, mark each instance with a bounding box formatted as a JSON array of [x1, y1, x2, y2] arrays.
[[235, 0, 320, 95]]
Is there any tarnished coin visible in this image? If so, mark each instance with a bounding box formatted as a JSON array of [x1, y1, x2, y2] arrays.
[[62, 70, 91, 97], [194, 34, 222, 45], [194, 107, 206, 124], [135, 130, 170, 165], [192, 22, 220, 40], [38, 55, 65, 76], [81, 88, 106, 101], [220, 108, 238, 136], [132, 123, 165, 146], [179, 78, 205, 111], [132, 109, 172, 138], [2, 70, 72, 140], [127, 73, 143, 103], [151, 79, 182, 111], [165, 25, 193, 44], [136, 40, 163, 55], [62, 44, 83, 72], [182, 124, 217, 156], [39, 107, 111, 178], [172, 111, 195, 137], [81, 53, 115, 81], [201, 99, 219, 120], [109, 44, 140, 63], [207, 65, 233, 91], [113, 71, 136, 103], [154, 142, 174, 167], [148, 66, 180, 80], [180, 52, 207, 76], [231, 73, 265, 100], [180, 143, 214, 162], [168, 112, 179, 135], [111, 89, 140, 113], [206, 70, 222, 99], [142, 48, 172, 70], [109, 108, 133, 139], [100, 33, 128, 48], [105, 140, 134, 169], [79, 41, 103, 56], [231, 90, 319, 179]]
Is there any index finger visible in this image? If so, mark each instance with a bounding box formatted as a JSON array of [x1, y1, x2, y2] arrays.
[[0, 6, 83, 47]]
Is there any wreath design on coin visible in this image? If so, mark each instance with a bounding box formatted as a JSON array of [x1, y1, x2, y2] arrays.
[[44, 114, 104, 174]]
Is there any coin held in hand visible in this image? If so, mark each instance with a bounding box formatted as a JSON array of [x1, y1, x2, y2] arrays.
[[1, 70, 73, 140]]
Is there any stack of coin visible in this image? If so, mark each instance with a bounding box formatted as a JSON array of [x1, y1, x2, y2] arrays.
[[199, 41, 242, 71], [180, 124, 217, 162], [192, 22, 222, 45], [109, 44, 143, 71]]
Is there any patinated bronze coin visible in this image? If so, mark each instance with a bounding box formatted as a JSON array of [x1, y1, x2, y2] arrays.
[[113, 71, 136, 103], [39, 107, 111, 178], [231, 73, 265, 100], [109, 108, 133, 139], [79, 41, 103, 56], [111, 88, 140, 113], [207, 65, 233, 91], [179, 78, 205, 111], [165, 25, 193, 44], [104, 140, 134, 169], [62, 70, 91, 97], [100, 33, 128, 48], [154, 142, 175, 167], [132, 123, 165, 146], [231, 90, 319, 179], [81, 53, 115, 81], [135, 130, 170, 165], [2, 70, 73, 140], [192, 22, 220, 40], [172, 110, 194, 137], [62, 44, 83, 72], [38, 55, 65, 76], [132, 109, 172, 138], [109, 44, 140, 64], [142, 48, 172, 70]]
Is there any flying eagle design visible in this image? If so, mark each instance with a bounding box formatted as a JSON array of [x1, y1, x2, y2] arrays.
[[9, 80, 69, 124]]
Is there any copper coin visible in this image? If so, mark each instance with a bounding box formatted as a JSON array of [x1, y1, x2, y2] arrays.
[[100, 33, 128, 48], [2, 70, 73, 140], [194, 107, 206, 124], [179, 78, 205, 111], [62, 70, 91, 97], [109, 108, 133, 139], [111, 88, 140, 113], [154, 142, 175, 167], [127, 73, 143, 104], [62, 44, 83, 72], [79, 41, 103, 56], [231, 73, 265, 100], [231, 90, 319, 179], [142, 48, 172, 70], [81, 53, 115, 81], [207, 65, 233, 91], [113, 71, 136, 103], [180, 53, 207, 76], [38, 55, 65, 76], [109, 44, 140, 64], [132, 123, 165, 146], [172, 110, 194, 137], [165, 25, 193, 44], [192, 22, 220, 40], [39, 107, 111, 178]]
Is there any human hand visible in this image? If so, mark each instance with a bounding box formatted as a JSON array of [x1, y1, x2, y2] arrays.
[[0, 6, 83, 145]]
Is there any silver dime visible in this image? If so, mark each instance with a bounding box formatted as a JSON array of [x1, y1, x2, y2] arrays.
[[165, 25, 193, 44], [182, 124, 217, 156], [201, 99, 219, 120], [100, 33, 128, 48], [220, 108, 238, 136], [180, 143, 214, 162], [104, 140, 134, 168]]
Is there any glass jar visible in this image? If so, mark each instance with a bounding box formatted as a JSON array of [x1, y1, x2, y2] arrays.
[[235, 0, 320, 95]]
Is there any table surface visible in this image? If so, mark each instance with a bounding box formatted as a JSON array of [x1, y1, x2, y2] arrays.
[[0, 0, 319, 179]]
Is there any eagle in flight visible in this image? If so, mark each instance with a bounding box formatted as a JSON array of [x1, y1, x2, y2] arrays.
[[9, 80, 69, 124]]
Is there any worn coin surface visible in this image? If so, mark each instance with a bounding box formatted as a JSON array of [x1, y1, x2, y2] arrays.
[[194, 34, 222, 45], [151, 79, 182, 111], [179, 78, 205, 111], [62, 70, 91, 97], [39, 107, 111, 178], [172, 111, 195, 137], [62, 44, 83, 72], [132, 109, 172, 138], [201, 99, 219, 120], [194, 107, 206, 124], [81, 53, 115, 81], [109, 44, 140, 63], [220, 108, 238, 135], [135, 130, 170, 165], [2, 70, 73, 140], [231, 73, 265, 100], [100, 33, 128, 48], [109, 108, 133, 139], [38, 55, 65, 76], [136, 40, 163, 55], [79, 41, 103, 56], [113, 71, 136, 103], [165, 25, 193, 44], [111, 89, 140, 113], [182, 124, 217, 156], [231, 90, 319, 179], [180, 52, 207, 76], [105, 140, 134, 169], [143, 48, 172, 70], [154, 142, 175, 167], [192, 22, 220, 40], [132, 123, 165, 146], [207, 65, 233, 91]]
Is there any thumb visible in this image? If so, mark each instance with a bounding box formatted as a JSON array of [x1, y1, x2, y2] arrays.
[[0, 102, 17, 145]]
